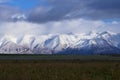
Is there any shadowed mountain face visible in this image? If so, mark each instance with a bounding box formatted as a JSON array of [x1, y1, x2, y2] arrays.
[[0, 31, 120, 54]]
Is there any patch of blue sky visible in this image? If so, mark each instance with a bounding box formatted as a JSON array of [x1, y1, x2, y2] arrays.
[[0, 0, 49, 10]]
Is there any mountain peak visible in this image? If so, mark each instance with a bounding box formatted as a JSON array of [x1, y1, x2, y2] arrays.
[[100, 31, 115, 35], [66, 32, 74, 35]]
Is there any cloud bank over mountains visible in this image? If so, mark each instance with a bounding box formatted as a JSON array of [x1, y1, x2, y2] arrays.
[[0, 0, 120, 35], [0, 19, 120, 35]]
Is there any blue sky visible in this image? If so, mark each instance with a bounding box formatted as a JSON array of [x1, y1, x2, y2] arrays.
[[10, 0, 38, 10], [0, 0, 49, 10]]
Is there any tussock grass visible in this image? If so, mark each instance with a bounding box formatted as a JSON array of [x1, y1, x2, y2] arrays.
[[0, 61, 119, 80]]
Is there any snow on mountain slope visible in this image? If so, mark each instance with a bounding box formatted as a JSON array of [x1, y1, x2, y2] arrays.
[[0, 31, 120, 54], [69, 31, 120, 54], [98, 31, 120, 49], [0, 41, 32, 54], [43, 34, 78, 50]]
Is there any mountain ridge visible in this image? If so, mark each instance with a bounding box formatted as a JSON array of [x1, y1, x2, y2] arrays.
[[0, 31, 120, 54]]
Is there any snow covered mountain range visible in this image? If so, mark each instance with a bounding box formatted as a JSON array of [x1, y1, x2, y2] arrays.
[[0, 31, 120, 54]]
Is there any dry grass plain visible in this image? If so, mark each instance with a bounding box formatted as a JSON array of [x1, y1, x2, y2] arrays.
[[0, 60, 119, 80]]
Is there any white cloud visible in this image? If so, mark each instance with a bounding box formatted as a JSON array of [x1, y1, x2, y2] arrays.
[[0, 19, 120, 35]]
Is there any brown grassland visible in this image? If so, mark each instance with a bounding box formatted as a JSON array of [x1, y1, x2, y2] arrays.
[[0, 60, 119, 80]]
